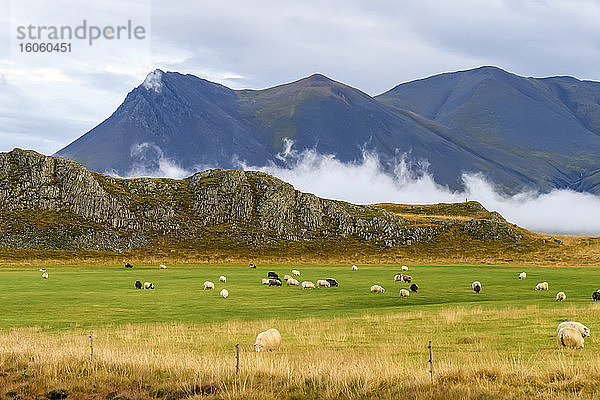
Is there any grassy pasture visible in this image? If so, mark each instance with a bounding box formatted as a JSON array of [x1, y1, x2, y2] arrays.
[[1, 264, 600, 399]]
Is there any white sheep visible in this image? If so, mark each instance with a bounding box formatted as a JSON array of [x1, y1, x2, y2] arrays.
[[219, 275, 227, 283], [283, 274, 292, 281], [261, 278, 270, 285], [220, 289, 229, 299], [370, 285, 385, 293], [472, 281, 482, 294], [39, 268, 46, 272], [203, 281, 215, 290], [557, 322, 590, 337], [41, 272, 49, 279], [254, 328, 281, 352], [286, 278, 300, 286], [301, 281, 315, 289], [159, 264, 168, 270], [292, 269, 300, 276], [518, 272, 526, 279], [143, 282, 154, 289], [400, 289, 410, 298], [535, 282, 549, 291], [352, 265, 358, 271], [556, 291, 566, 302], [557, 327, 585, 348], [394, 273, 403, 282], [401, 265, 408, 271], [316, 279, 331, 288]]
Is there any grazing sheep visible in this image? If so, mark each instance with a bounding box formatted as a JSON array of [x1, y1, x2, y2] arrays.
[[125, 263, 134, 269], [519, 272, 526, 279], [249, 263, 256, 269], [316, 279, 331, 288], [291, 270, 300, 276], [325, 278, 339, 287], [268, 278, 282, 286], [593, 291, 600, 301], [135, 280, 142, 289], [268, 272, 279, 279], [41, 272, 48, 279], [402, 275, 412, 283], [535, 282, 549, 291], [286, 278, 300, 286], [220, 289, 229, 299], [254, 328, 281, 352], [352, 265, 358, 271], [557, 327, 585, 348], [39, 268, 46, 272], [370, 285, 385, 293], [472, 281, 482, 294], [261, 278, 270, 285], [557, 322, 590, 337], [394, 273, 403, 282], [283, 274, 292, 281], [556, 291, 566, 302], [203, 281, 215, 290], [400, 289, 410, 298], [401, 265, 409, 271], [159, 264, 168, 270], [302, 281, 315, 289], [219, 275, 227, 283], [143, 282, 154, 289], [410, 283, 419, 293]]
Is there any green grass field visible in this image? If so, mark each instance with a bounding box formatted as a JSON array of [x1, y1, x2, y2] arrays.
[[1, 264, 600, 399]]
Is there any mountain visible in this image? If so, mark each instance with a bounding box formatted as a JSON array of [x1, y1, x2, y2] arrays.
[[55, 67, 600, 194]]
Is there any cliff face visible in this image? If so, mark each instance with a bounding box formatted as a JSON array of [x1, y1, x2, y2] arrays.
[[0, 149, 432, 251]]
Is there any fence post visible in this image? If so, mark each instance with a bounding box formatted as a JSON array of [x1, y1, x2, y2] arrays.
[[428, 340, 434, 384], [90, 331, 94, 361], [235, 344, 239, 374]]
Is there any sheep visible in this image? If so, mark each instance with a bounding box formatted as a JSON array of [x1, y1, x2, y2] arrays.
[[283, 274, 292, 281], [593, 291, 600, 301], [535, 282, 549, 291], [402, 275, 412, 283], [556, 291, 566, 302], [325, 278, 339, 287], [401, 265, 409, 271], [219, 275, 227, 283], [292, 269, 300, 276], [557, 322, 590, 337], [203, 281, 215, 290], [41, 272, 48, 279], [352, 265, 358, 271], [261, 278, 270, 285], [286, 278, 300, 286], [410, 283, 419, 293], [249, 263, 256, 269], [394, 273, 403, 282], [135, 280, 142, 289], [143, 282, 154, 289], [519, 272, 526, 279], [220, 289, 229, 299], [159, 264, 168, 270], [302, 281, 315, 289], [472, 281, 482, 294], [125, 263, 133, 269], [557, 327, 585, 348], [268, 272, 279, 279], [400, 289, 410, 298], [370, 285, 385, 293], [316, 279, 331, 288], [268, 278, 282, 286], [254, 328, 281, 352], [39, 268, 46, 272]]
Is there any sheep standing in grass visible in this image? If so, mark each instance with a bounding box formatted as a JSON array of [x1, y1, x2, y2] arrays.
[[402, 275, 412, 283], [219, 275, 227, 283], [292, 270, 300, 276], [535, 282, 549, 291], [220, 289, 229, 299], [261, 278, 269, 285], [204, 281, 215, 290], [593, 291, 600, 301], [472, 281, 482, 294], [394, 274, 403, 282], [42, 272, 49, 279], [557, 322, 590, 338], [283, 274, 292, 281], [410, 283, 419, 293], [302, 281, 315, 289], [557, 327, 585, 348], [316, 279, 331, 288], [269, 278, 282, 286], [519, 272, 526, 279], [39, 268, 46, 272], [159, 264, 167, 270], [400, 289, 410, 298], [143, 282, 154, 289], [401, 266, 408, 271], [370, 285, 385, 293], [135, 280, 142, 289], [249, 263, 256, 269], [352, 265, 358, 271], [287, 278, 300, 286], [556, 292, 566, 302], [254, 328, 281, 352]]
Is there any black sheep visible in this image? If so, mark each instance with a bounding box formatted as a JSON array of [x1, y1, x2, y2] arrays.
[[249, 263, 256, 269], [593, 291, 600, 301], [325, 278, 339, 287], [268, 272, 279, 279], [125, 263, 134, 269], [268, 278, 282, 286], [410, 283, 419, 292], [135, 280, 142, 289], [402, 275, 412, 283]]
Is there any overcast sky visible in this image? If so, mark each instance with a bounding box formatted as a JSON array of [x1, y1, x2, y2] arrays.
[[1, 0, 600, 155]]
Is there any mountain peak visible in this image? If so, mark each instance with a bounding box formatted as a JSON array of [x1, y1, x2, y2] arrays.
[[142, 69, 165, 93]]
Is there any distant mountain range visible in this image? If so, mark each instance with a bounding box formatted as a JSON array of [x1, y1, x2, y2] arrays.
[[54, 66, 600, 194]]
